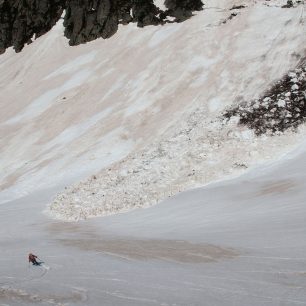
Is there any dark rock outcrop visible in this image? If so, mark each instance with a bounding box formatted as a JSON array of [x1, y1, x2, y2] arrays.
[[0, 0, 64, 54], [0, 0, 204, 54], [132, 0, 161, 27], [164, 0, 204, 21], [64, 0, 120, 45], [223, 64, 306, 135], [282, 0, 294, 8], [117, 0, 133, 25], [230, 5, 246, 10], [64, 0, 162, 45], [282, 0, 304, 8]]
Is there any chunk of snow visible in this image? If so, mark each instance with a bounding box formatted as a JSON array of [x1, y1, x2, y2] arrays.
[[263, 97, 271, 102], [277, 99, 286, 107], [291, 77, 298, 83], [240, 129, 254, 140], [154, 0, 166, 11], [228, 116, 240, 125]]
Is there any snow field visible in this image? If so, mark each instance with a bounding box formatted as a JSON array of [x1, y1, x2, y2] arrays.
[[48, 1, 306, 220], [0, 0, 305, 217]]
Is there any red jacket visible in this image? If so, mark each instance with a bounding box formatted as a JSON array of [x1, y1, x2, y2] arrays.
[[29, 253, 37, 263]]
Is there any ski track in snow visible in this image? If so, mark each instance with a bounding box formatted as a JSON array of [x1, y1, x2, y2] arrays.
[[0, 264, 49, 288]]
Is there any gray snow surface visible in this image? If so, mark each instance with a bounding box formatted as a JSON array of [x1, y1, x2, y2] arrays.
[[1, 143, 306, 305]]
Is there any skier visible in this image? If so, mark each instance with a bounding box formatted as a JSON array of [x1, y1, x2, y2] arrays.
[[28, 253, 40, 266]]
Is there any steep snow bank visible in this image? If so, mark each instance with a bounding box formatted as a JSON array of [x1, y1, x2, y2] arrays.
[[0, 1, 305, 218], [50, 111, 306, 221], [49, 1, 306, 220]]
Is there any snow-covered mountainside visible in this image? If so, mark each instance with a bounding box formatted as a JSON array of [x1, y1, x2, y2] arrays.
[[0, 0, 305, 220], [1, 1, 306, 305]]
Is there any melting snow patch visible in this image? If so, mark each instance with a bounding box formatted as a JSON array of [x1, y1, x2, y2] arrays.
[[5, 69, 93, 124], [44, 51, 97, 80], [48, 107, 114, 147], [148, 24, 182, 48]]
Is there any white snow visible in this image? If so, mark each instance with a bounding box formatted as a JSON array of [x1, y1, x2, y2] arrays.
[[148, 23, 182, 48], [44, 51, 98, 80], [154, 0, 167, 11], [277, 99, 286, 107], [5, 69, 93, 124], [209, 97, 222, 112]]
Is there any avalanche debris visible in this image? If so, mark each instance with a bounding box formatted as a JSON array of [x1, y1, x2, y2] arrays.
[[223, 63, 306, 135], [49, 71, 306, 221]]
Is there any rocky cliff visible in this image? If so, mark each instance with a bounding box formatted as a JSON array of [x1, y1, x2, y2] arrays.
[[0, 0, 203, 54], [0, 0, 64, 53]]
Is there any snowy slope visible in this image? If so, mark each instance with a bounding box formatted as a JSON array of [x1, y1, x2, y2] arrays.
[[50, 1, 306, 220], [0, 1, 305, 217], [1, 124, 306, 306]]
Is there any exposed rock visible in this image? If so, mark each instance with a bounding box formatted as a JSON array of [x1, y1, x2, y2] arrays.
[[230, 5, 246, 10], [282, 0, 294, 8], [63, 0, 163, 45], [222, 12, 238, 24], [132, 0, 161, 27], [281, 0, 304, 8], [164, 0, 204, 22], [0, 0, 204, 53], [117, 0, 133, 24], [223, 63, 306, 135], [64, 0, 120, 45], [0, 0, 64, 54]]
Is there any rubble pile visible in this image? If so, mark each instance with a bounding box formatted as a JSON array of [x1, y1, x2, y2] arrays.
[[49, 103, 304, 221], [224, 65, 306, 135]]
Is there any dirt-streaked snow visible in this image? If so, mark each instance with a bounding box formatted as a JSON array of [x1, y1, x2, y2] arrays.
[[0, 1, 305, 212], [49, 1, 306, 220]]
